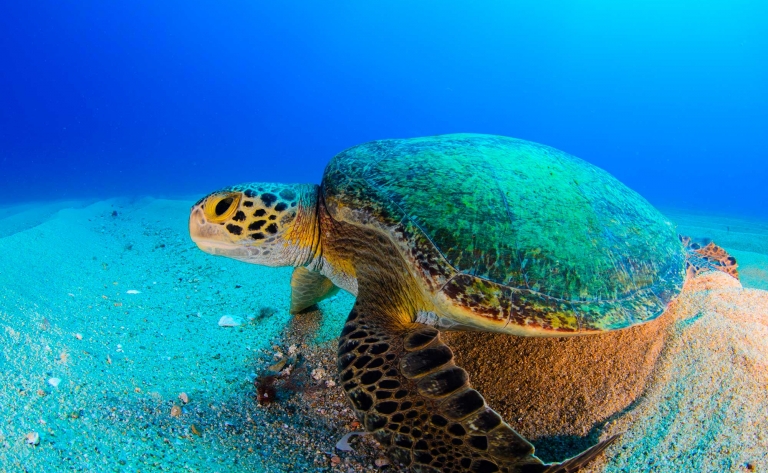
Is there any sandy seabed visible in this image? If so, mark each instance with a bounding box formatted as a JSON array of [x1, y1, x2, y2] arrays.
[[0, 198, 766, 473]]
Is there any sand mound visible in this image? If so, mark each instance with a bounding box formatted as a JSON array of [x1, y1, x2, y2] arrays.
[[450, 271, 767, 472], [591, 272, 768, 472], [446, 299, 671, 461]]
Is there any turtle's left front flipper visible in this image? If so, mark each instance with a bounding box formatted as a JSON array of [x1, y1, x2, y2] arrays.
[[289, 267, 340, 314], [338, 296, 616, 472]]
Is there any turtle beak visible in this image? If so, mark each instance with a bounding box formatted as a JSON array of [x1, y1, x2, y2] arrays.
[[189, 204, 262, 261], [189, 205, 218, 251]]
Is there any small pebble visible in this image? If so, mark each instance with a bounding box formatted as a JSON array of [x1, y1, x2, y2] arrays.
[[170, 405, 182, 417], [311, 368, 326, 380], [75, 333, 83, 340], [178, 392, 189, 404], [126, 290, 141, 294], [375, 457, 390, 467], [25, 432, 40, 446], [218, 315, 242, 327], [48, 378, 61, 388], [330, 455, 341, 465], [268, 358, 287, 373]]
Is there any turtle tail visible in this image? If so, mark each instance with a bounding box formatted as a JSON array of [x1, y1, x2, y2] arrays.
[[680, 235, 739, 280]]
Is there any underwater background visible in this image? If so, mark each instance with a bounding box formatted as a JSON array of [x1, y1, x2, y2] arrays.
[[2, 2, 768, 473], [1, 1, 767, 216]]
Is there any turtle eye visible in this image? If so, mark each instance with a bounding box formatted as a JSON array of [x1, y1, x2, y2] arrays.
[[204, 192, 241, 223]]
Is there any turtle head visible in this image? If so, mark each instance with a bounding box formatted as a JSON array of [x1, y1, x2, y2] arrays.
[[189, 183, 320, 267]]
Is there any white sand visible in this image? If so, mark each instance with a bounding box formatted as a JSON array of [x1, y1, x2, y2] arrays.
[[1, 198, 766, 472], [0, 198, 358, 472]]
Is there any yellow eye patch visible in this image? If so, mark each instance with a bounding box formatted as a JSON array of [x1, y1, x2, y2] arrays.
[[204, 192, 241, 223]]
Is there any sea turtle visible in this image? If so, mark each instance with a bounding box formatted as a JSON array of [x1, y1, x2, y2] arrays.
[[188, 134, 738, 472]]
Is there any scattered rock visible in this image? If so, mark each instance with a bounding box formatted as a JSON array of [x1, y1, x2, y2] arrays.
[[288, 344, 298, 355], [170, 405, 182, 417], [330, 455, 341, 465], [218, 315, 242, 327], [178, 392, 189, 404], [375, 457, 390, 467], [311, 368, 326, 381], [75, 333, 83, 340], [268, 358, 287, 373], [256, 375, 277, 405], [48, 378, 61, 388]]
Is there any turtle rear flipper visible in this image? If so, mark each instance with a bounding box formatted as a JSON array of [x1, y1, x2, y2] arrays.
[[338, 298, 614, 472], [289, 267, 340, 314], [680, 235, 739, 280], [535, 435, 619, 473]]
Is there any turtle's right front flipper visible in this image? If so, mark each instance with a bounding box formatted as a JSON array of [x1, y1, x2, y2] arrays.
[[338, 297, 616, 472], [289, 266, 340, 314]]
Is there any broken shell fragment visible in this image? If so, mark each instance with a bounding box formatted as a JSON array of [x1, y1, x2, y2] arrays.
[[218, 315, 242, 327], [25, 432, 40, 446]]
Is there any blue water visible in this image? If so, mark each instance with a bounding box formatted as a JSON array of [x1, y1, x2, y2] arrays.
[[1, 1, 766, 216]]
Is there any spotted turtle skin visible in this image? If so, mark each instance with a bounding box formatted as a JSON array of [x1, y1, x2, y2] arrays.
[[321, 134, 685, 334]]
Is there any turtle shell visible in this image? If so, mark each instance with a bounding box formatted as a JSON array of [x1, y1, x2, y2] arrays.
[[322, 134, 685, 333]]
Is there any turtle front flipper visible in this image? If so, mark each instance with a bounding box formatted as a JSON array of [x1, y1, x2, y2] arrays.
[[289, 267, 340, 314], [338, 300, 616, 472], [680, 235, 739, 280]]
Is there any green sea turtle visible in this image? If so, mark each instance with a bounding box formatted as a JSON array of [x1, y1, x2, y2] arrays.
[[188, 134, 738, 472]]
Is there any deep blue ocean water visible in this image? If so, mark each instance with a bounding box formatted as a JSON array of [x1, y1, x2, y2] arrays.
[[1, 1, 766, 216]]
